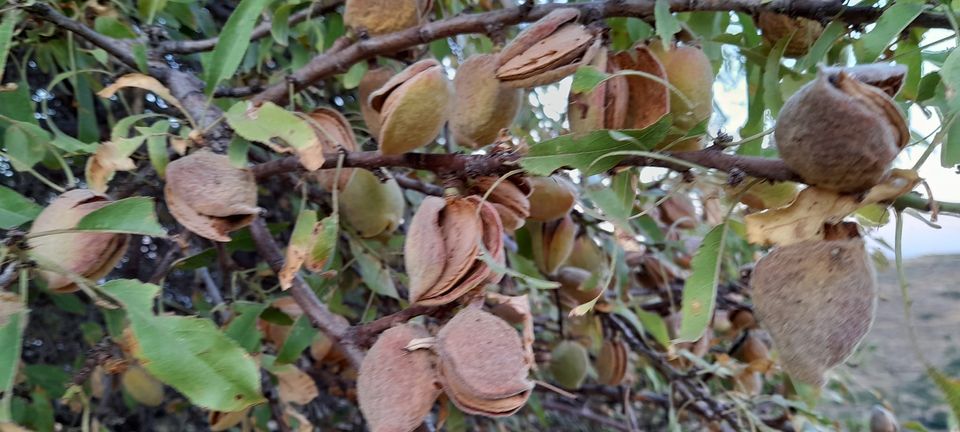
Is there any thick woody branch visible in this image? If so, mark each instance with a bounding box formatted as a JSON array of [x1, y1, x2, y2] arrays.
[[24, 3, 139, 69], [252, 0, 951, 105], [251, 151, 520, 179], [157, 0, 346, 54]]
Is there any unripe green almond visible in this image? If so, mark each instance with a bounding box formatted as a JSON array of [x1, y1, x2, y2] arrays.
[[28, 189, 130, 293], [371, 59, 452, 155], [339, 169, 405, 238], [121, 366, 165, 407], [452, 54, 523, 148], [344, 0, 426, 36], [526, 176, 577, 222], [549, 341, 589, 390], [649, 42, 714, 132]]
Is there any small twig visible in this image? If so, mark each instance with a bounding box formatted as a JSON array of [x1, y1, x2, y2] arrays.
[[541, 399, 631, 432], [393, 174, 444, 196]]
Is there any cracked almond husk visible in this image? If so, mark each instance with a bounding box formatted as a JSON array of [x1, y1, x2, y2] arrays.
[[596, 339, 628, 386], [164, 151, 260, 242], [452, 54, 523, 148], [467, 176, 531, 232], [359, 67, 395, 139], [307, 107, 358, 192], [343, 0, 432, 36], [549, 340, 589, 390], [529, 213, 576, 276], [775, 65, 909, 193], [495, 8, 601, 88], [609, 44, 671, 130], [338, 169, 405, 238], [436, 307, 533, 417], [567, 47, 629, 134], [750, 230, 877, 387], [370, 59, 452, 155], [405, 195, 504, 306], [28, 189, 130, 293], [756, 12, 824, 58], [357, 323, 440, 432], [526, 175, 577, 222]]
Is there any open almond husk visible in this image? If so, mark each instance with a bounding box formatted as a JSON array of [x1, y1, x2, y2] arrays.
[[611, 44, 671, 130], [370, 59, 452, 155], [164, 151, 260, 242], [28, 190, 130, 293], [436, 307, 533, 417], [452, 54, 523, 149], [596, 339, 629, 386], [359, 67, 395, 139], [468, 176, 531, 232], [567, 47, 629, 134], [307, 107, 358, 192], [405, 196, 504, 306], [529, 213, 576, 276], [357, 323, 440, 432], [750, 226, 877, 387], [495, 8, 601, 88]]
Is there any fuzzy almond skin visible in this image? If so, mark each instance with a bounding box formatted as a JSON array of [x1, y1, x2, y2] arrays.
[[526, 176, 577, 222], [452, 54, 523, 149], [373, 60, 452, 155], [338, 169, 405, 238], [359, 67, 394, 139], [357, 323, 440, 432], [28, 190, 130, 293], [344, 0, 423, 36], [549, 341, 590, 390], [774, 69, 906, 192], [751, 237, 877, 387], [649, 42, 714, 132], [756, 12, 824, 58]]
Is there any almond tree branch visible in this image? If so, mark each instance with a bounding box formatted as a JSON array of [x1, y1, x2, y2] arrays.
[[156, 0, 346, 54], [251, 0, 952, 105], [23, 3, 139, 69]]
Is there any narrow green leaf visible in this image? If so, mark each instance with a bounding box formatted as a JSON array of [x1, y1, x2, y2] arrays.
[[75, 197, 167, 236], [583, 185, 634, 235], [0, 10, 21, 81], [132, 43, 150, 73], [571, 66, 609, 93], [94, 17, 137, 39], [796, 20, 847, 71], [929, 367, 960, 422], [521, 119, 671, 176], [348, 240, 399, 299], [306, 214, 338, 272], [675, 223, 728, 343], [3, 121, 49, 171], [141, 121, 170, 178], [858, 2, 926, 62], [895, 29, 923, 100], [271, 3, 295, 45], [763, 35, 790, 116], [0, 298, 27, 419], [205, 0, 272, 90], [0, 186, 42, 229], [275, 315, 318, 364], [139, 0, 168, 24], [224, 302, 268, 353], [341, 61, 367, 90], [942, 48, 960, 107], [636, 308, 671, 348], [100, 280, 265, 411], [225, 101, 316, 151], [943, 115, 960, 168], [916, 72, 942, 103], [654, 0, 681, 49], [228, 136, 251, 168]]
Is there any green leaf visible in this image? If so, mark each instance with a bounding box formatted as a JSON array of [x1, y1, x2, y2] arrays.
[[0, 10, 20, 81], [944, 115, 960, 168], [225, 101, 316, 151], [571, 66, 609, 93], [99, 280, 265, 411], [3, 121, 49, 171], [675, 223, 728, 343], [521, 119, 671, 176], [275, 315, 318, 364], [307, 214, 338, 272], [796, 20, 846, 71], [75, 197, 167, 236], [0, 186, 42, 229], [928, 367, 960, 422], [348, 240, 399, 299], [205, 0, 272, 91], [271, 3, 295, 45], [228, 136, 251, 168], [942, 47, 960, 108], [341, 61, 367, 90], [94, 17, 137, 39], [763, 34, 790, 116], [224, 302, 267, 353], [654, 0, 681, 49], [636, 308, 671, 348], [140, 120, 170, 178], [857, 2, 926, 62], [139, 0, 168, 24], [583, 184, 634, 235], [0, 297, 27, 421]]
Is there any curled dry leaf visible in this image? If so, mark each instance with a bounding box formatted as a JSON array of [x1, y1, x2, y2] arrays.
[[98, 73, 187, 121], [275, 365, 320, 405], [164, 151, 260, 242], [728, 179, 800, 211], [526, 175, 577, 222], [28, 189, 130, 293], [468, 176, 531, 232], [405, 195, 504, 306], [745, 169, 920, 247], [85, 141, 137, 193], [496, 8, 601, 88], [307, 107, 358, 192], [775, 65, 909, 193], [436, 307, 533, 417], [452, 54, 523, 149], [596, 339, 629, 386], [529, 213, 576, 276], [121, 365, 165, 407], [208, 409, 249, 432], [610, 44, 671, 130], [567, 47, 629, 134], [370, 59, 452, 155], [549, 340, 589, 390], [756, 12, 824, 57], [339, 169, 405, 238], [357, 323, 440, 432], [751, 233, 877, 387], [343, 0, 430, 36]]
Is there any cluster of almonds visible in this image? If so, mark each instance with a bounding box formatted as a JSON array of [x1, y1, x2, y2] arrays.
[[547, 336, 630, 390], [28, 190, 130, 293], [357, 307, 533, 432]]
